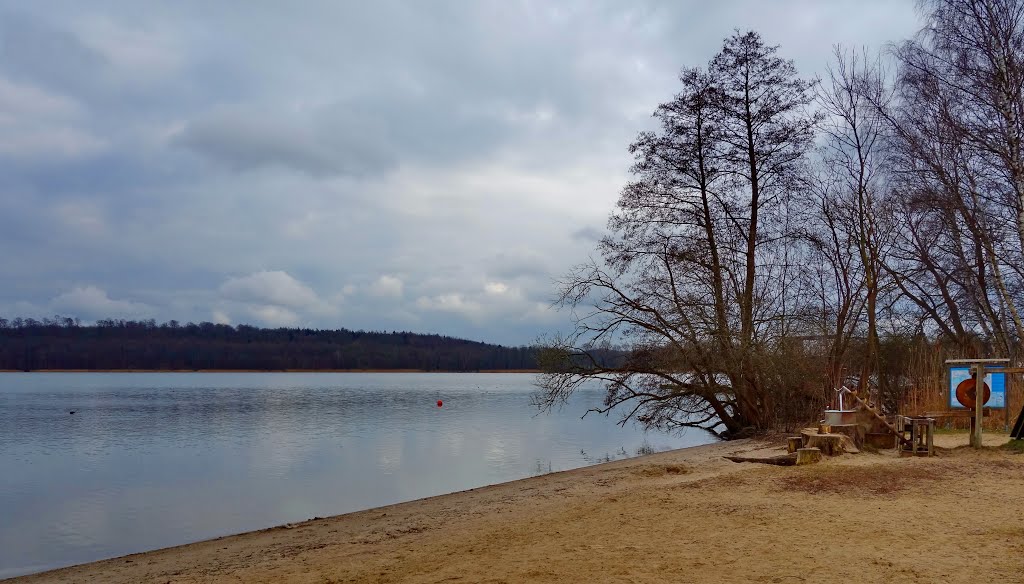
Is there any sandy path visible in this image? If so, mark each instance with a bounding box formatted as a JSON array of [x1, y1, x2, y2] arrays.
[[10, 435, 1024, 583]]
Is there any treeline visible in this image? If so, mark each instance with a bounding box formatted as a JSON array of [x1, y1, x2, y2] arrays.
[[537, 0, 1024, 438], [0, 317, 539, 372]]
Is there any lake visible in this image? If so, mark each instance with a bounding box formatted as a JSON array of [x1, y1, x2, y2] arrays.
[[0, 372, 712, 578]]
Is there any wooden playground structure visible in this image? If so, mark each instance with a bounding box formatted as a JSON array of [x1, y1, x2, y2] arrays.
[[730, 357, 1024, 467], [779, 358, 1024, 465]]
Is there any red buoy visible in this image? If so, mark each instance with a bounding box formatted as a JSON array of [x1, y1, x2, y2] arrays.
[[436, 400, 443, 407]]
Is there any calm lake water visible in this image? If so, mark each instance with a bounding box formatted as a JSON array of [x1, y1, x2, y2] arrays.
[[0, 372, 712, 578]]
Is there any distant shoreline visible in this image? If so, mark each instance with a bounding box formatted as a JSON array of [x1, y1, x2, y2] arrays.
[[0, 369, 542, 374], [0, 323, 540, 373]]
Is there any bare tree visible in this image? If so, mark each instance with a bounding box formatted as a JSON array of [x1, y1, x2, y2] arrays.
[[885, 0, 1024, 357], [534, 31, 819, 438], [808, 47, 896, 397]]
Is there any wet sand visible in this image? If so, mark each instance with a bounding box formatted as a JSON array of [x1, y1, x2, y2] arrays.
[[10, 433, 1024, 583]]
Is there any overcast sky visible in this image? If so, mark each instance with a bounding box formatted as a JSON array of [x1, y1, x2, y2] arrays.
[[0, 1, 921, 345]]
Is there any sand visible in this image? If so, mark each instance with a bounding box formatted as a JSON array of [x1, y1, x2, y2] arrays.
[[10, 433, 1024, 584]]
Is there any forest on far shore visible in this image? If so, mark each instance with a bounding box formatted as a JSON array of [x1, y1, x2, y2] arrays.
[[0, 317, 541, 372]]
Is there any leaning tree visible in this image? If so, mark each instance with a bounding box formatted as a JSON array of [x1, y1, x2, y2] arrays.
[[534, 31, 819, 438]]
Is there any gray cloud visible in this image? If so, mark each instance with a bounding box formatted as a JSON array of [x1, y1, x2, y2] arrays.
[[0, 12, 109, 98], [174, 109, 396, 177], [0, 1, 922, 344]]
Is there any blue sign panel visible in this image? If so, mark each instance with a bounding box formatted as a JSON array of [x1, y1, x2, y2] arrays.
[[949, 367, 1006, 409]]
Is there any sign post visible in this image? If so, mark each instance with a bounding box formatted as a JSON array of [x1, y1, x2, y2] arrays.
[[945, 358, 1009, 449], [973, 363, 984, 448]]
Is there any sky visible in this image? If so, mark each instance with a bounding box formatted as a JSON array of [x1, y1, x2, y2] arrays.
[[0, 1, 922, 345]]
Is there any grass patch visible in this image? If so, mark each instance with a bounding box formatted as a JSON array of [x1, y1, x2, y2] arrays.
[[779, 464, 945, 496], [1002, 439, 1024, 454]]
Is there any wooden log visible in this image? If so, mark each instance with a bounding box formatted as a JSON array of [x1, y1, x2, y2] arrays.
[[786, 436, 802, 453], [804, 433, 847, 456], [796, 447, 822, 465], [723, 454, 797, 466]]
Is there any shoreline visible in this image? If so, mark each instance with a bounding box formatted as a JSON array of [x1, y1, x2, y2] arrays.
[[9, 433, 1024, 583], [0, 369, 542, 374]]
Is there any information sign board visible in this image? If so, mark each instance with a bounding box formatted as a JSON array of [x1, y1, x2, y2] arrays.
[[949, 367, 1006, 409]]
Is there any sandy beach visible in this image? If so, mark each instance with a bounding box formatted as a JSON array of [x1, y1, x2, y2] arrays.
[[10, 433, 1024, 584]]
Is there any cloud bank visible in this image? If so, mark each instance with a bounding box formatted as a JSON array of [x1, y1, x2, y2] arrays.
[[0, 1, 920, 344]]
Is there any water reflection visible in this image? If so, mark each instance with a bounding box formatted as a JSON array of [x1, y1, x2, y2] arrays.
[[0, 372, 712, 577]]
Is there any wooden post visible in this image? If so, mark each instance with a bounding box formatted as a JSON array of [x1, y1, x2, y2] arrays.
[[973, 363, 985, 448], [926, 418, 934, 456], [1006, 369, 1013, 433]]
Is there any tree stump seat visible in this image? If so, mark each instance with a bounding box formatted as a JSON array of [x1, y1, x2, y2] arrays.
[[799, 428, 857, 455], [786, 436, 802, 453], [806, 434, 847, 455], [829, 423, 865, 448], [796, 447, 823, 465]]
